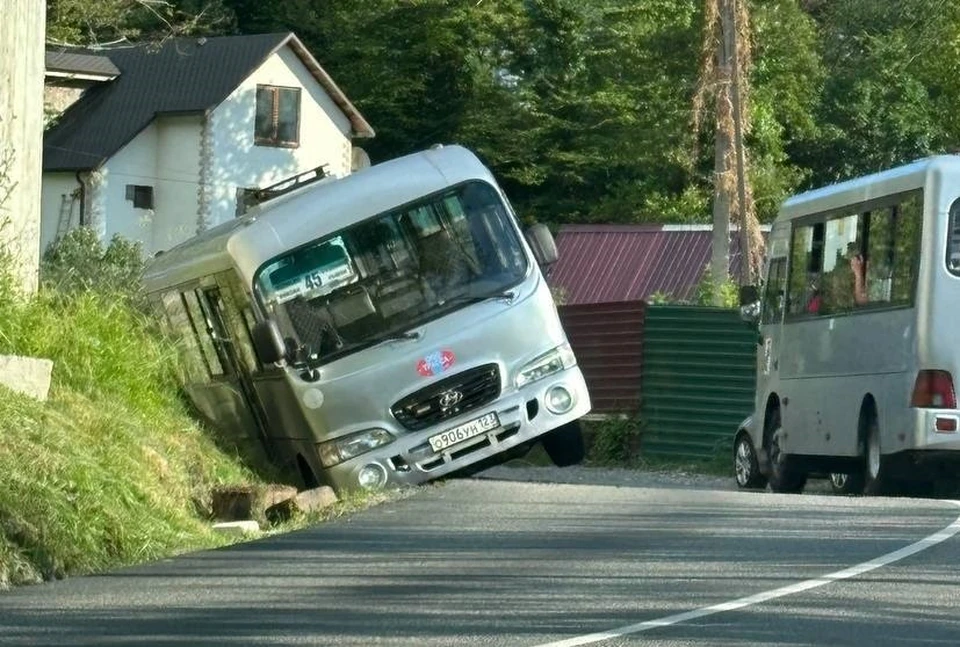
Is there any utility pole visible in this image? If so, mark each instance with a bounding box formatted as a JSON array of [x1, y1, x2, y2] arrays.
[[0, 0, 45, 293], [730, 0, 752, 285], [709, 1, 735, 299]]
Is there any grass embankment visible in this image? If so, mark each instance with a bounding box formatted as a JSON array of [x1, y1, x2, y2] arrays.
[[0, 288, 266, 588]]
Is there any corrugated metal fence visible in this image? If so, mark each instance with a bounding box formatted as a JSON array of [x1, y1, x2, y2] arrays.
[[558, 301, 645, 414], [639, 305, 758, 459]]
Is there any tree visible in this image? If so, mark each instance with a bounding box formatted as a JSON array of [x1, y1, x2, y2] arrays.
[[693, 0, 764, 296], [46, 0, 231, 47], [794, 0, 960, 186]]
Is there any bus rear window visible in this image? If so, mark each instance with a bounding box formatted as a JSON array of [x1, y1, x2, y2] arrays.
[[947, 198, 960, 275]]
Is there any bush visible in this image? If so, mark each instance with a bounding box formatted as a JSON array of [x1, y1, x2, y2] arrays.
[[40, 227, 146, 306], [584, 416, 643, 466]]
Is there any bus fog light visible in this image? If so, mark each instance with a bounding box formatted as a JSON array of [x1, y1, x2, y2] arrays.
[[545, 385, 574, 414], [357, 463, 388, 490]]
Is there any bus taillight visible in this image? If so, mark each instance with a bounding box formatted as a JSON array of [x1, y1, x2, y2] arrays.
[[911, 370, 957, 409]]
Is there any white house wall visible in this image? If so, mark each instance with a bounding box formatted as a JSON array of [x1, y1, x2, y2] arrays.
[[153, 115, 203, 253], [100, 121, 158, 247], [38, 172, 82, 255], [207, 46, 354, 229], [97, 115, 203, 256]]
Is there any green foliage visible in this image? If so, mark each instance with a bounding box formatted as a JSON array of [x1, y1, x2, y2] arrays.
[[645, 266, 739, 306], [693, 267, 741, 307], [0, 290, 176, 414], [795, 0, 960, 186], [40, 227, 146, 306], [584, 416, 643, 466], [0, 389, 248, 587], [46, 0, 233, 46], [53, 1, 960, 229]]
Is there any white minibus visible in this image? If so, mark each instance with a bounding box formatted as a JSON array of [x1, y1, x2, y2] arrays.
[[735, 155, 960, 496]]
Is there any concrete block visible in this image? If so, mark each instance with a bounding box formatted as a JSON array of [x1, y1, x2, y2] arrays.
[[212, 520, 260, 536], [266, 485, 338, 523], [0, 355, 53, 401]]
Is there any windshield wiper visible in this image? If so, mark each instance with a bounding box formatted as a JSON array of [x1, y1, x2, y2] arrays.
[[366, 329, 423, 349], [439, 290, 517, 307]]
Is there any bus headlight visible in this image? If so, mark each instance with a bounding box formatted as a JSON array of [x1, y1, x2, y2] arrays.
[[516, 343, 577, 388], [318, 429, 394, 467]]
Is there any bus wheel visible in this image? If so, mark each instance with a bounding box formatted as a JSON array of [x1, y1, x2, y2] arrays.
[[541, 420, 586, 467], [766, 413, 806, 494], [829, 471, 864, 495], [862, 416, 888, 496], [734, 432, 767, 490]]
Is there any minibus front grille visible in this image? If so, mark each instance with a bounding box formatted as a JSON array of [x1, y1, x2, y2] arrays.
[[391, 364, 501, 431]]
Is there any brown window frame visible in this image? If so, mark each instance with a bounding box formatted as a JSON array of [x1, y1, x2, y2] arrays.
[[254, 85, 301, 148]]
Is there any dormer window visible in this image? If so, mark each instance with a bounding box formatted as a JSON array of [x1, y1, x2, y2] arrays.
[[255, 85, 301, 147]]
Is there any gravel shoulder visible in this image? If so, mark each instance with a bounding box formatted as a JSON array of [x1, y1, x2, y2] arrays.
[[473, 460, 836, 494], [474, 461, 737, 490]]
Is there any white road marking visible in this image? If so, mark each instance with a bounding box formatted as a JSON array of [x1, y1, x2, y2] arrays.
[[533, 501, 960, 647]]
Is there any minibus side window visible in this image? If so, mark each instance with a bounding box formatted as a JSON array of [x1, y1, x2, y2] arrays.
[[159, 290, 217, 383], [819, 213, 862, 313], [181, 290, 226, 378], [890, 193, 923, 304], [787, 222, 823, 316], [948, 198, 960, 275], [864, 207, 895, 304], [761, 257, 787, 324], [215, 272, 261, 372]]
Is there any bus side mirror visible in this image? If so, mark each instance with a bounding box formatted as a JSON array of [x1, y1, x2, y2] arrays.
[[738, 285, 761, 324], [252, 319, 286, 365], [524, 223, 558, 268]]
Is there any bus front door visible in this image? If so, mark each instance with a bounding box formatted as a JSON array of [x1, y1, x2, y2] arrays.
[[196, 286, 277, 465]]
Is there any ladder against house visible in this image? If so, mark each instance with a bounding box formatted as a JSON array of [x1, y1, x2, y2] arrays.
[[56, 191, 79, 239]]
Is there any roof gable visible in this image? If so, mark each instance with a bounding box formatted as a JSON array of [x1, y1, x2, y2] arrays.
[[44, 32, 373, 172], [549, 224, 767, 305], [45, 50, 120, 80]]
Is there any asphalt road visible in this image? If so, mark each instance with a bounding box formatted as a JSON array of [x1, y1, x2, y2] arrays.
[[1, 468, 959, 647]]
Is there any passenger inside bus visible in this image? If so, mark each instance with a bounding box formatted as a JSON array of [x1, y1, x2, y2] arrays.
[[411, 226, 479, 298], [847, 244, 869, 305], [809, 242, 869, 314]]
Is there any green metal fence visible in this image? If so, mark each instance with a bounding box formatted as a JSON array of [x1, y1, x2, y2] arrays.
[[639, 305, 758, 460]]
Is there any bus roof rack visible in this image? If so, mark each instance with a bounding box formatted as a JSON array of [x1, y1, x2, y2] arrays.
[[249, 164, 332, 207]]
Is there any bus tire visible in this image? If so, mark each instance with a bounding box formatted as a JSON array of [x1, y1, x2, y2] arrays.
[[542, 420, 586, 467], [765, 410, 806, 494], [862, 415, 889, 496], [734, 432, 767, 490]]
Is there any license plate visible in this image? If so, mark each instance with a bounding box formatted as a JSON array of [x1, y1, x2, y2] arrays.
[[428, 412, 500, 453]]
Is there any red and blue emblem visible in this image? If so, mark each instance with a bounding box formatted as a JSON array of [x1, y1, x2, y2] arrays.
[[417, 350, 456, 377]]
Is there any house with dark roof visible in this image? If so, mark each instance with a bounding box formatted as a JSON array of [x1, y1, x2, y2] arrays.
[[548, 223, 771, 305], [41, 32, 375, 256]]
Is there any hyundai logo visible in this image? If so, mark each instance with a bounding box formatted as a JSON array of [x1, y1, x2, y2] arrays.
[[438, 390, 464, 409]]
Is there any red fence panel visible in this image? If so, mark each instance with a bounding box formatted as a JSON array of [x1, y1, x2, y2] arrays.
[[558, 300, 646, 414]]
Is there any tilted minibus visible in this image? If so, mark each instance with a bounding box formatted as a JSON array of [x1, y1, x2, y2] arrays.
[[734, 155, 960, 496], [143, 144, 591, 493]]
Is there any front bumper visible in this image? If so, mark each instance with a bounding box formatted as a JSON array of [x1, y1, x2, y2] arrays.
[[325, 365, 591, 491]]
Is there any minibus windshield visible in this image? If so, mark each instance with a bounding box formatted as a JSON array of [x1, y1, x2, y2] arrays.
[[254, 181, 528, 364]]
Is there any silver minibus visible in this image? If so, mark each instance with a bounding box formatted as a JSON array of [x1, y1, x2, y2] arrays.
[[143, 144, 591, 493], [735, 155, 960, 496]]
